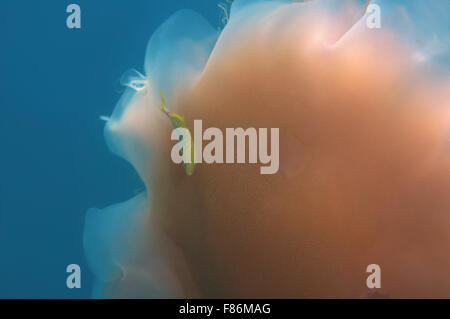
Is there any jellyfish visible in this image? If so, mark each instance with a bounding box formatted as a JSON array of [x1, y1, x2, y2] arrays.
[[84, 0, 450, 298]]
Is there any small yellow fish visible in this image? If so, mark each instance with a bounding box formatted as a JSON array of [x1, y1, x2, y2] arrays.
[[158, 92, 195, 176]]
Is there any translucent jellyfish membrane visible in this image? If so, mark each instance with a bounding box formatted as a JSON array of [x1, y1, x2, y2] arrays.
[[84, 0, 450, 298]]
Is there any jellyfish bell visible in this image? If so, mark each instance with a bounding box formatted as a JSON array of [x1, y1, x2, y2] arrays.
[[161, 0, 450, 298], [85, 0, 450, 298]]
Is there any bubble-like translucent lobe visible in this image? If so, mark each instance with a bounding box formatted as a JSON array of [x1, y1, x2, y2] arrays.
[[144, 9, 219, 109], [83, 193, 148, 296], [83, 192, 191, 298], [103, 85, 155, 183]]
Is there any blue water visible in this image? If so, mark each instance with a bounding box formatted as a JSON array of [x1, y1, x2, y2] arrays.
[[0, 0, 222, 298]]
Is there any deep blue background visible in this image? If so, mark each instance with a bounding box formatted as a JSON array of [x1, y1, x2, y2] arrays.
[[0, 0, 222, 298]]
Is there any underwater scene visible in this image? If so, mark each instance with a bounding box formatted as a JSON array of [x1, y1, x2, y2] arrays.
[[1, 0, 450, 299]]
